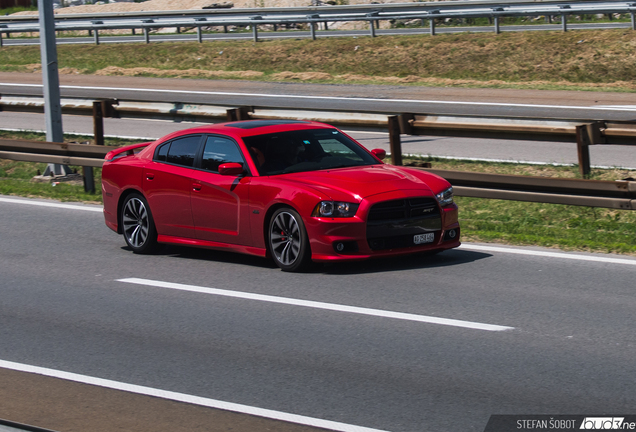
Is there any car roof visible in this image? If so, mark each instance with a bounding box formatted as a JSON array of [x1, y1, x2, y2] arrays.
[[154, 120, 335, 143]]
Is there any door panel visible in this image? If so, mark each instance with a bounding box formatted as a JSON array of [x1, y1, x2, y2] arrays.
[[190, 136, 252, 245], [142, 135, 203, 239], [143, 162, 195, 238], [191, 174, 251, 244]]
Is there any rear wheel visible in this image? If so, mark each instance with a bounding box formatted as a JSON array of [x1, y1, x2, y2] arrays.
[[121, 193, 158, 254], [268, 208, 311, 272]]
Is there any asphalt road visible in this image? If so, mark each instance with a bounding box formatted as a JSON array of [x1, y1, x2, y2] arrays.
[[2, 73, 636, 168], [1, 195, 635, 432], [2, 72, 636, 120]]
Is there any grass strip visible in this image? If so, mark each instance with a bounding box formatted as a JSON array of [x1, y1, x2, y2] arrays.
[[1, 29, 636, 91]]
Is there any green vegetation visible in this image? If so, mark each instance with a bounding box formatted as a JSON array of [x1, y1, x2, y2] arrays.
[[1, 29, 636, 91], [457, 196, 636, 255], [0, 6, 37, 16]]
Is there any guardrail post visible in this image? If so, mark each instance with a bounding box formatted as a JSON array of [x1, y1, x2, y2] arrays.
[[93, 101, 105, 146], [92, 99, 117, 146], [94, 29, 99, 45], [0, 33, 3, 48], [83, 165, 95, 194], [430, 19, 436, 36], [562, 14, 567, 32], [397, 113, 414, 135], [324, 21, 328, 30], [632, 12, 635, 30], [252, 25, 258, 42], [576, 124, 592, 178], [197, 26, 203, 43], [369, 20, 376, 37], [307, 14, 318, 40], [226, 106, 252, 121], [494, 16, 500, 34], [388, 116, 403, 166], [144, 27, 150, 43]]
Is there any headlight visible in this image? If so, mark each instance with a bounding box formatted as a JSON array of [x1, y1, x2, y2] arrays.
[[312, 201, 359, 218], [436, 187, 454, 207]]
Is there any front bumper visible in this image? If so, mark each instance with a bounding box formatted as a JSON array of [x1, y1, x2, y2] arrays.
[[305, 191, 460, 262]]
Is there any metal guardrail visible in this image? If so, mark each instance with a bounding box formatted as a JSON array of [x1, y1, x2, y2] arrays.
[[0, 137, 108, 168], [0, 0, 611, 22], [3, 94, 634, 175], [1, 137, 634, 209], [1, 95, 635, 209], [420, 168, 636, 209], [0, 0, 634, 45]]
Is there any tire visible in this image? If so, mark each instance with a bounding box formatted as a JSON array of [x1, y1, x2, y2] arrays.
[[121, 193, 158, 254], [268, 207, 311, 272]]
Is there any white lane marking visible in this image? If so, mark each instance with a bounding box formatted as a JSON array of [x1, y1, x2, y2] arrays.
[[0, 359, 386, 432], [595, 105, 636, 109], [3, 196, 634, 267], [2, 82, 636, 112], [0, 197, 102, 212], [459, 244, 636, 266], [117, 277, 514, 332]]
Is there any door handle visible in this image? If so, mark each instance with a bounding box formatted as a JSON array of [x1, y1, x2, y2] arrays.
[[146, 173, 155, 180], [192, 183, 202, 191]]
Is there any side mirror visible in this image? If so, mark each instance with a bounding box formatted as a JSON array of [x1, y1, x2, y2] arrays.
[[218, 163, 245, 176], [371, 148, 386, 160]]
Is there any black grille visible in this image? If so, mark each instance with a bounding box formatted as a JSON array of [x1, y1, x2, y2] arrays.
[[368, 198, 439, 221], [367, 197, 442, 251]]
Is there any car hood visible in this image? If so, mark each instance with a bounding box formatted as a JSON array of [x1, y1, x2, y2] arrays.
[[280, 164, 446, 201]]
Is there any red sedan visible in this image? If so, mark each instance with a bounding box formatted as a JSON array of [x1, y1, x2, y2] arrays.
[[102, 120, 460, 271]]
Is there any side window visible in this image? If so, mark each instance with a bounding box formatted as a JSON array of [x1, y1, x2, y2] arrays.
[[161, 135, 201, 167], [156, 142, 169, 162], [201, 136, 245, 172]]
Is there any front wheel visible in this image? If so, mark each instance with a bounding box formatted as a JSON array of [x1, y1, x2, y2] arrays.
[[268, 208, 311, 272], [121, 193, 158, 254]]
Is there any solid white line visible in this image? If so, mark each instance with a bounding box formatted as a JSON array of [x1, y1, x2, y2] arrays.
[[2, 82, 636, 112], [3, 196, 634, 267], [0, 359, 386, 432], [459, 244, 636, 266], [0, 197, 103, 212], [117, 277, 514, 332]]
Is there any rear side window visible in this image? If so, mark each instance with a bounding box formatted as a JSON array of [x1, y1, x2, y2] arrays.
[[155, 135, 201, 167], [201, 136, 245, 172]]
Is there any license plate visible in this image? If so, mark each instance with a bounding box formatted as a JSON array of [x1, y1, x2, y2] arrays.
[[413, 233, 435, 245]]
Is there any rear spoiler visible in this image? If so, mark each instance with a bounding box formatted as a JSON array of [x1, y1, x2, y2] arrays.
[[105, 142, 152, 162]]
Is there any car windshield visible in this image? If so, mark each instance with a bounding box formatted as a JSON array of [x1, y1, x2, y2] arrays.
[[243, 128, 381, 176]]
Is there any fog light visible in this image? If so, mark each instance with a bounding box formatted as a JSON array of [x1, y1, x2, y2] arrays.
[[443, 228, 459, 241], [333, 241, 358, 254]]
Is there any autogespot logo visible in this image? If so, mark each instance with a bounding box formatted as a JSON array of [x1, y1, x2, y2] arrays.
[[580, 418, 633, 430]]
